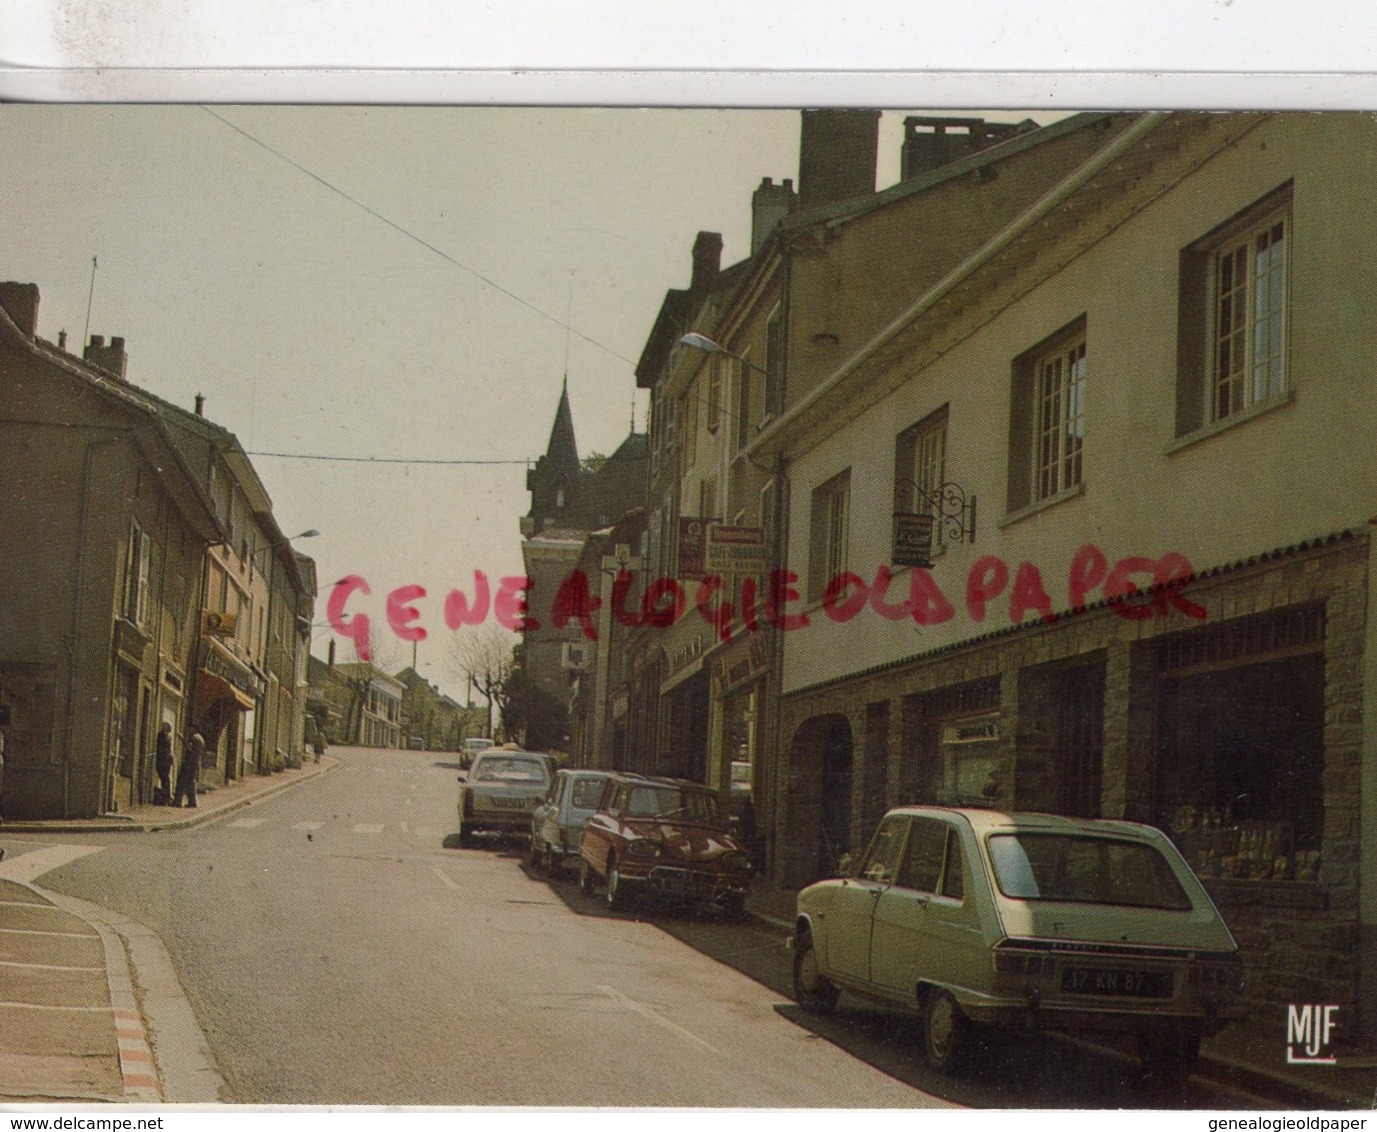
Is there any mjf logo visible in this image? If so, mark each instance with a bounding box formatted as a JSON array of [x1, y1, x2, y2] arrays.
[[1286, 1004, 1339, 1064]]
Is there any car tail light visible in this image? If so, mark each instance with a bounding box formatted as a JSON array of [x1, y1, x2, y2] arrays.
[[993, 950, 1056, 977], [1189, 952, 1243, 993]]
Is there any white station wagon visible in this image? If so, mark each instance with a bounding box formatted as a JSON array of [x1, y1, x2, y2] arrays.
[[793, 807, 1243, 1079]]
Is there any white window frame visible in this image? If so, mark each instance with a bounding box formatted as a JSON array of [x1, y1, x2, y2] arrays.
[[1033, 335, 1086, 502], [896, 406, 949, 551], [125, 523, 152, 627], [1208, 206, 1289, 423], [809, 469, 850, 602]]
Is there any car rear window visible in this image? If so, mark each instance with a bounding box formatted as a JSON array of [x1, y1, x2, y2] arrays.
[[570, 778, 604, 808], [473, 757, 547, 783], [623, 786, 722, 823], [987, 833, 1193, 911]]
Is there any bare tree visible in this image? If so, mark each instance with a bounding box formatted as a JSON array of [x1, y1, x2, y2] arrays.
[[446, 623, 516, 740]]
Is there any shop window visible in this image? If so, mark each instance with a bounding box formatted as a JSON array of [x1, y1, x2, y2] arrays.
[[1060, 663, 1105, 818], [1176, 183, 1292, 436], [939, 714, 1000, 804], [1156, 650, 1323, 882]]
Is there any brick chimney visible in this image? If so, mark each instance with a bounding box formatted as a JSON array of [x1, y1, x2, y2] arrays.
[[84, 334, 129, 381], [0, 282, 39, 338], [751, 177, 797, 255], [691, 231, 723, 294], [798, 109, 881, 211], [900, 116, 1037, 181]]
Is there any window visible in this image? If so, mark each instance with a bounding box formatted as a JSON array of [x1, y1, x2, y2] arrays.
[[808, 469, 850, 602], [764, 305, 784, 418], [706, 354, 723, 433], [896, 817, 947, 892], [1176, 184, 1292, 436], [895, 406, 948, 550], [124, 523, 152, 626], [698, 477, 718, 522], [859, 817, 907, 883], [736, 350, 755, 449], [1007, 317, 1086, 513]]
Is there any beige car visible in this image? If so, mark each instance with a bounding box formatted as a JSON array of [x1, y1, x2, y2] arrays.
[[793, 807, 1243, 1079], [455, 750, 551, 846]]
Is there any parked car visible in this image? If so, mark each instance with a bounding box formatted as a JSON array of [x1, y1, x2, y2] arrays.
[[459, 737, 495, 769], [455, 749, 553, 846], [529, 768, 612, 875], [578, 773, 755, 917], [792, 806, 1244, 1079]]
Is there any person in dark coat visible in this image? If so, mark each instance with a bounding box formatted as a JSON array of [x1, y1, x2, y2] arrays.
[[154, 722, 174, 804], [175, 730, 205, 808]]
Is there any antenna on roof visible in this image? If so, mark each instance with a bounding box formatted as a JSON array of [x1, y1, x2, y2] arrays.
[[82, 256, 98, 348]]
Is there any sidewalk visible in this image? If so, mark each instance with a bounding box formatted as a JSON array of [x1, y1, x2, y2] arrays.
[[0, 758, 335, 1105], [2, 756, 338, 836], [743, 876, 1377, 1109]]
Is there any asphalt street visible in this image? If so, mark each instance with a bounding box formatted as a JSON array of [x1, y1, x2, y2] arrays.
[[0, 745, 1294, 1108]]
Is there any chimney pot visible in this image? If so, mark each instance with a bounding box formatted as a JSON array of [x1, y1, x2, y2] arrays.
[[690, 231, 723, 293], [195, 393, 206, 417], [90, 335, 104, 348], [58, 329, 67, 349], [83, 334, 129, 381], [0, 282, 40, 338]]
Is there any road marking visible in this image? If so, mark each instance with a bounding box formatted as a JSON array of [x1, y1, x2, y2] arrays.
[[228, 817, 266, 828], [353, 823, 385, 834], [0, 899, 64, 910], [432, 867, 460, 890], [0, 843, 104, 882], [0, 959, 103, 972], [0, 927, 99, 939], [292, 821, 324, 831], [0, 1000, 108, 1012], [597, 985, 720, 1054]]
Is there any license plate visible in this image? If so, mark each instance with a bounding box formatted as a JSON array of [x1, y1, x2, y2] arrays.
[[1060, 967, 1173, 998], [490, 796, 528, 809]]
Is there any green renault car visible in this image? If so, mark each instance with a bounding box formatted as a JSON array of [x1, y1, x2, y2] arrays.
[[792, 806, 1244, 1080]]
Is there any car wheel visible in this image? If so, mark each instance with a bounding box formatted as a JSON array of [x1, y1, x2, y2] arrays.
[[1138, 1027, 1201, 1085], [922, 989, 972, 1075], [792, 933, 839, 1014], [606, 858, 634, 911], [547, 848, 563, 876], [579, 858, 596, 898], [527, 834, 543, 870], [458, 825, 475, 848]]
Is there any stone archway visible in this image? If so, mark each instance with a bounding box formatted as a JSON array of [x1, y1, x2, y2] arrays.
[[781, 713, 854, 888]]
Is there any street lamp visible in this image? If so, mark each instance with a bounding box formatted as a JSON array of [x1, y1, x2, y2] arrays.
[[679, 332, 770, 377]]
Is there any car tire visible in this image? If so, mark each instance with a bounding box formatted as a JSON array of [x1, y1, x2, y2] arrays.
[[528, 835, 543, 870], [606, 858, 634, 911], [458, 825, 475, 848], [792, 933, 840, 1014], [547, 848, 563, 876], [922, 989, 973, 1076], [579, 858, 596, 898], [1137, 1027, 1201, 1085]]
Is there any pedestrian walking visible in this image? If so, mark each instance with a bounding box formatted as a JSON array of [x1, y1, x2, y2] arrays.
[[175, 729, 205, 808], [154, 722, 174, 804]]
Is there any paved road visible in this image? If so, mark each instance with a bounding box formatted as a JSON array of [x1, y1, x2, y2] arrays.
[[3, 744, 1274, 1109], [18, 747, 950, 1106]]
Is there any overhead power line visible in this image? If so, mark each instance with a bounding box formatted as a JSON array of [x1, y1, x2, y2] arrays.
[[200, 107, 640, 371], [246, 451, 534, 465]]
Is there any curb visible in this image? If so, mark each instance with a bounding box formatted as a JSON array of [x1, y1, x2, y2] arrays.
[[2, 758, 337, 835]]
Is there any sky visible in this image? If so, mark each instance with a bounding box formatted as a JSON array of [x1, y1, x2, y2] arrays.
[[4, 104, 1010, 696]]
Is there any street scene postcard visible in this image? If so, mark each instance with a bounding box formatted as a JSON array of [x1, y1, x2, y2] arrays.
[[4, 105, 1377, 1114]]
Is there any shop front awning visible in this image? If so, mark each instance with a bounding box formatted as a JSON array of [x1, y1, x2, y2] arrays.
[[196, 671, 256, 711]]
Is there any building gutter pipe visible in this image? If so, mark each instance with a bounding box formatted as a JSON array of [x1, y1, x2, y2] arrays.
[[747, 112, 1169, 462]]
